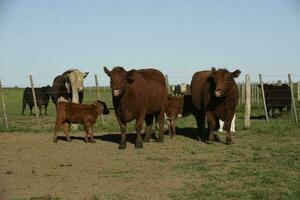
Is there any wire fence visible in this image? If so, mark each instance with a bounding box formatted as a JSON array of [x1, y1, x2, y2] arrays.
[[0, 73, 299, 132]]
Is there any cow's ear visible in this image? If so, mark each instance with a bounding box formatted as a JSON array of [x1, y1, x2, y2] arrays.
[[84, 72, 89, 78], [103, 66, 111, 77], [211, 67, 217, 74], [232, 70, 241, 78], [127, 70, 136, 84]]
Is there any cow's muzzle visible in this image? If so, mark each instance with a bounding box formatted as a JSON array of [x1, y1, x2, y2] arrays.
[[215, 90, 222, 97], [113, 89, 121, 97]]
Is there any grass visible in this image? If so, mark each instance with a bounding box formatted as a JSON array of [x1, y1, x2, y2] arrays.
[[0, 87, 137, 133], [1, 87, 300, 200]]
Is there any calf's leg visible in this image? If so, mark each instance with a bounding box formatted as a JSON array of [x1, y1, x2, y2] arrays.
[[53, 120, 63, 143], [170, 117, 177, 137], [87, 124, 96, 143], [63, 123, 71, 142]]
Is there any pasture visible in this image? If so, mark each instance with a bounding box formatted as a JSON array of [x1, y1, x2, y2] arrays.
[[0, 87, 300, 200]]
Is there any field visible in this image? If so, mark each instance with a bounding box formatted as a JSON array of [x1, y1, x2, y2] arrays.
[[0, 88, 300, 200]]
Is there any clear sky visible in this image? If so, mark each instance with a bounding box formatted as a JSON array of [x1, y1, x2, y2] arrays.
[[0, 0, 300, 87]]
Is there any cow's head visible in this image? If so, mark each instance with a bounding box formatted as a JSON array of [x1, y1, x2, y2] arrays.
[[211, 67, 241, 97], [104, 66, 134, 97], [64, 70, 89, 92]]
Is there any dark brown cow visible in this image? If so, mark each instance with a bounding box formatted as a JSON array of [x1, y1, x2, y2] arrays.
[[191, 68, 241, 144], [53, 99, 110, 143], [104, 66, 168, 149], [165, 95, 192, 137]]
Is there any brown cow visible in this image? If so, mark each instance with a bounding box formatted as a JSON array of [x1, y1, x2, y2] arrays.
[[53, 100, 110, 143], [191, 68, 241, 144], [165, 95, 192, 137], [104, 66, 168, 149]]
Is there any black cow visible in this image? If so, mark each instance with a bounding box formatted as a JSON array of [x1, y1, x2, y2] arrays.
[[261, 84, 291, 117], [22, 86, 52, 115], [50, 74, 84, 106]]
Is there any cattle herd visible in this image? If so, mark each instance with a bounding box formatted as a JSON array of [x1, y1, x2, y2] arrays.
[[20, 66, 293, 149]]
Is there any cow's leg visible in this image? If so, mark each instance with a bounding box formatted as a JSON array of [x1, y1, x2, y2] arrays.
[[223, 120, 233, 145], [39, 105, 42, 115], [144, 114, 154, 143], [279, 107, 283, 117], [45, 105, 48, 115], [53, 120, 63, 143], [135, 114, 145, 148], [22, 102, 26, 115], [29, 105, 33, 115], [117, 119, 127, 150], [156, 108, 165, 143], [193, 110, 206, 140], [206, 111, 216, 143], [231, 114, 236, 134], [63, 123, 71, 142], [271, 107, 275, 117]]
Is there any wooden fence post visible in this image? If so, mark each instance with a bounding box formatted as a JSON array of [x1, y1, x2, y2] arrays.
[[29, 75, 40, 129], [94, 74, 104, 126], [94, 74, 101, 100], [244, 74, 251, 128], [298, 81, 300, 101], [165, 75, 171, 94], [256, 83, 260, 105], [241, 82, 245, 105], [251, 83, 255, 105], [259, 74, 269, 126], [288, 74, 298, 124], [0, 79, 9, 131]]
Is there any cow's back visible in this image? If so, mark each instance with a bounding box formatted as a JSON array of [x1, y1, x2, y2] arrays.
[[51, 75, 70, 105], [116, 68, 167, 121], [190, 71, 212, 111]]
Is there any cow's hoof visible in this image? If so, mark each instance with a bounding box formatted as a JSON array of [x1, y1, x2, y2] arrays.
[[84, 138, 89, 143], [90, 139, 96, 143], [157, 137, 164, 143], [53, 138, 58, 143], [226, 140, 233, 145], [119, 144, 127, 150], [144, 138, 151, 143], [206, 140, 214, 144], [135, 143, 143, 149]]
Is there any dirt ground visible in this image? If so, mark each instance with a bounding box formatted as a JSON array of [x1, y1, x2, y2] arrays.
[[1, 130, 299, 200], [0, 131, 209, 200]]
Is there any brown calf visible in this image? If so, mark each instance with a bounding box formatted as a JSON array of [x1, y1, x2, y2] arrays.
[[165, 95, 192, 137], [53, 100, 109, 143]]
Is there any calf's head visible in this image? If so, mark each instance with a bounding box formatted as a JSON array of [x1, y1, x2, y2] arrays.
[[104, 66, 134, 97], [211, 68, 241, 97], [94, 100, 110, 115]]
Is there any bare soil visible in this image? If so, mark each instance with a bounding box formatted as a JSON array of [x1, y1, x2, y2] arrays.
[[0, 131, 207, 200]]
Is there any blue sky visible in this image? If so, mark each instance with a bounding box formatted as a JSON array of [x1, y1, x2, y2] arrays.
[[0, 0, 300, 87]]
